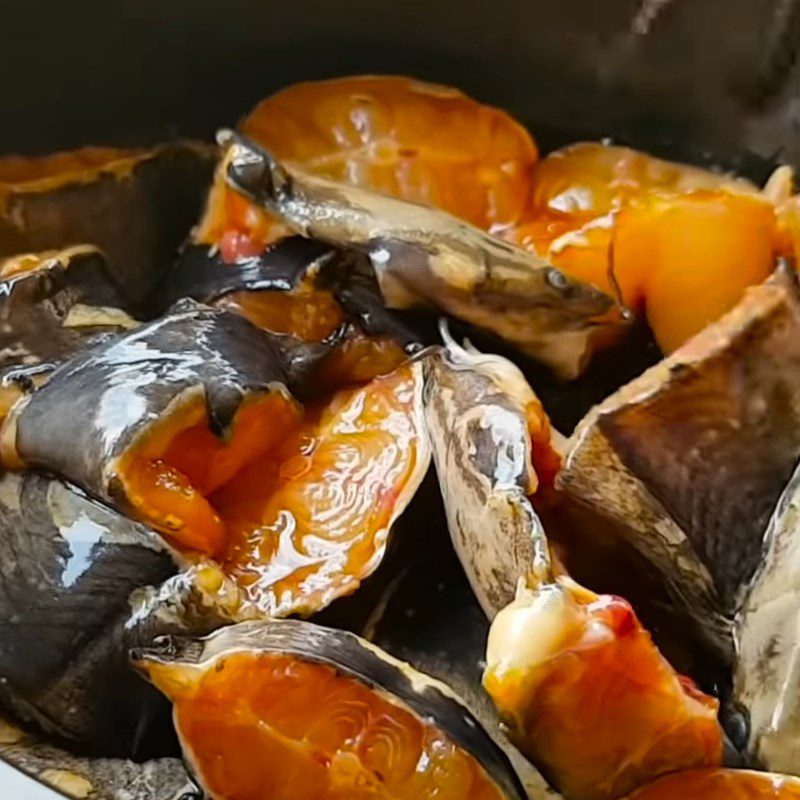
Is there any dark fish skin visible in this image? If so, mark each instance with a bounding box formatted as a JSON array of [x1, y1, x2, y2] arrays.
[[151, 236, 335, 311], [219, 132, 614, 379], [134, 619, 530, 800], [0, 719, 192, 800], [0, 247, 137, 381], [0, 472, 176, 756], [6, 299, 328, 511], [156, 237, 422, 351], [559, 267, 800, 658], [0, 144, 215, 307], [317, 248, 424, 351]]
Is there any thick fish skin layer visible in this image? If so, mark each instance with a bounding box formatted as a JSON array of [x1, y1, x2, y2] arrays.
[[0, 246, 137, 379], [736, 460, 800, 772], [135, 619, 529, 800], [219, 132, 614, 379], [559, 269, 800, 656], [0, 717, 192, 800], [5, 299, 316, 508], [0, 472, 176, 754], [152, 236, 335, 311], [0, 143, 215, 306], [423, 337, 548, 618], [156, 237, 421, 350]]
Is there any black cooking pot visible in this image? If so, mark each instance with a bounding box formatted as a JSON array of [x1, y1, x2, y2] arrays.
[[1, 0, 798, 173], [0, 0, 794, 794]]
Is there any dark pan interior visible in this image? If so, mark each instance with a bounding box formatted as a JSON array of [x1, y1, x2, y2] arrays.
[[1, 0, 799, 176]]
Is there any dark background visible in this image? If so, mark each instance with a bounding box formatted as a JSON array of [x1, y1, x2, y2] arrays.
[[1, 0, 799, 171]]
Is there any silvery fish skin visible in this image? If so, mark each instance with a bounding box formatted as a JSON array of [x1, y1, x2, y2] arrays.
[[735, 459, 800, 773], [218, 132, 614, 379], [558, 267, 800, 659], [134, 619, 530, 800], [2, 299, 326, 508], [423, 331, 550, 618], [0, 717, 192, 800], [0, 472, 176, 754]]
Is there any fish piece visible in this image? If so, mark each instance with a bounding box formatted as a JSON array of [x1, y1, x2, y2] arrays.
[[156, 236, 414, 379], [219, 132, 614, 379], [195, 75, 539, 252], [106, 360, 429, 624], [0, 143, 215, 305], [735, 458, 800, 772], [0, 472, 176, 754], [241, 75, 539, 233], [2, 299, 315, 557], [2, 296, 429, 621], [558, 267, 800, 656], [207, 360, 430, 618], [485, 578, 723, 800], [507, 142, 776, 354], [422, 330, 722, 798], [134, 619, 528, 800], [0, 246, 137, 378], [0, 717, 192, 800], [423, 331, 559, 618], [621, 769, 800, 799]]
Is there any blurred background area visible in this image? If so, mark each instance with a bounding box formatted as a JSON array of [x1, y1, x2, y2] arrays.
[[1, 0, 798, 171]]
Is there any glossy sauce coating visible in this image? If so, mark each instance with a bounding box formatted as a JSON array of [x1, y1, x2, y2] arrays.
[[507, 143, 777, 353], [213, 363, 425, 616], [196, 75, 538, 250], [120, 363, 425, 616], [120, 392, 301, 558], [623, 769, 800, 800], [147, 651, 506, 800], [484, 581, 722, 800]]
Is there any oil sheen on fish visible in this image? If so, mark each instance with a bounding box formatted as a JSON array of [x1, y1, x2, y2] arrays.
[[0, 472, 176, 754], [218, 132, 614, 378]]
